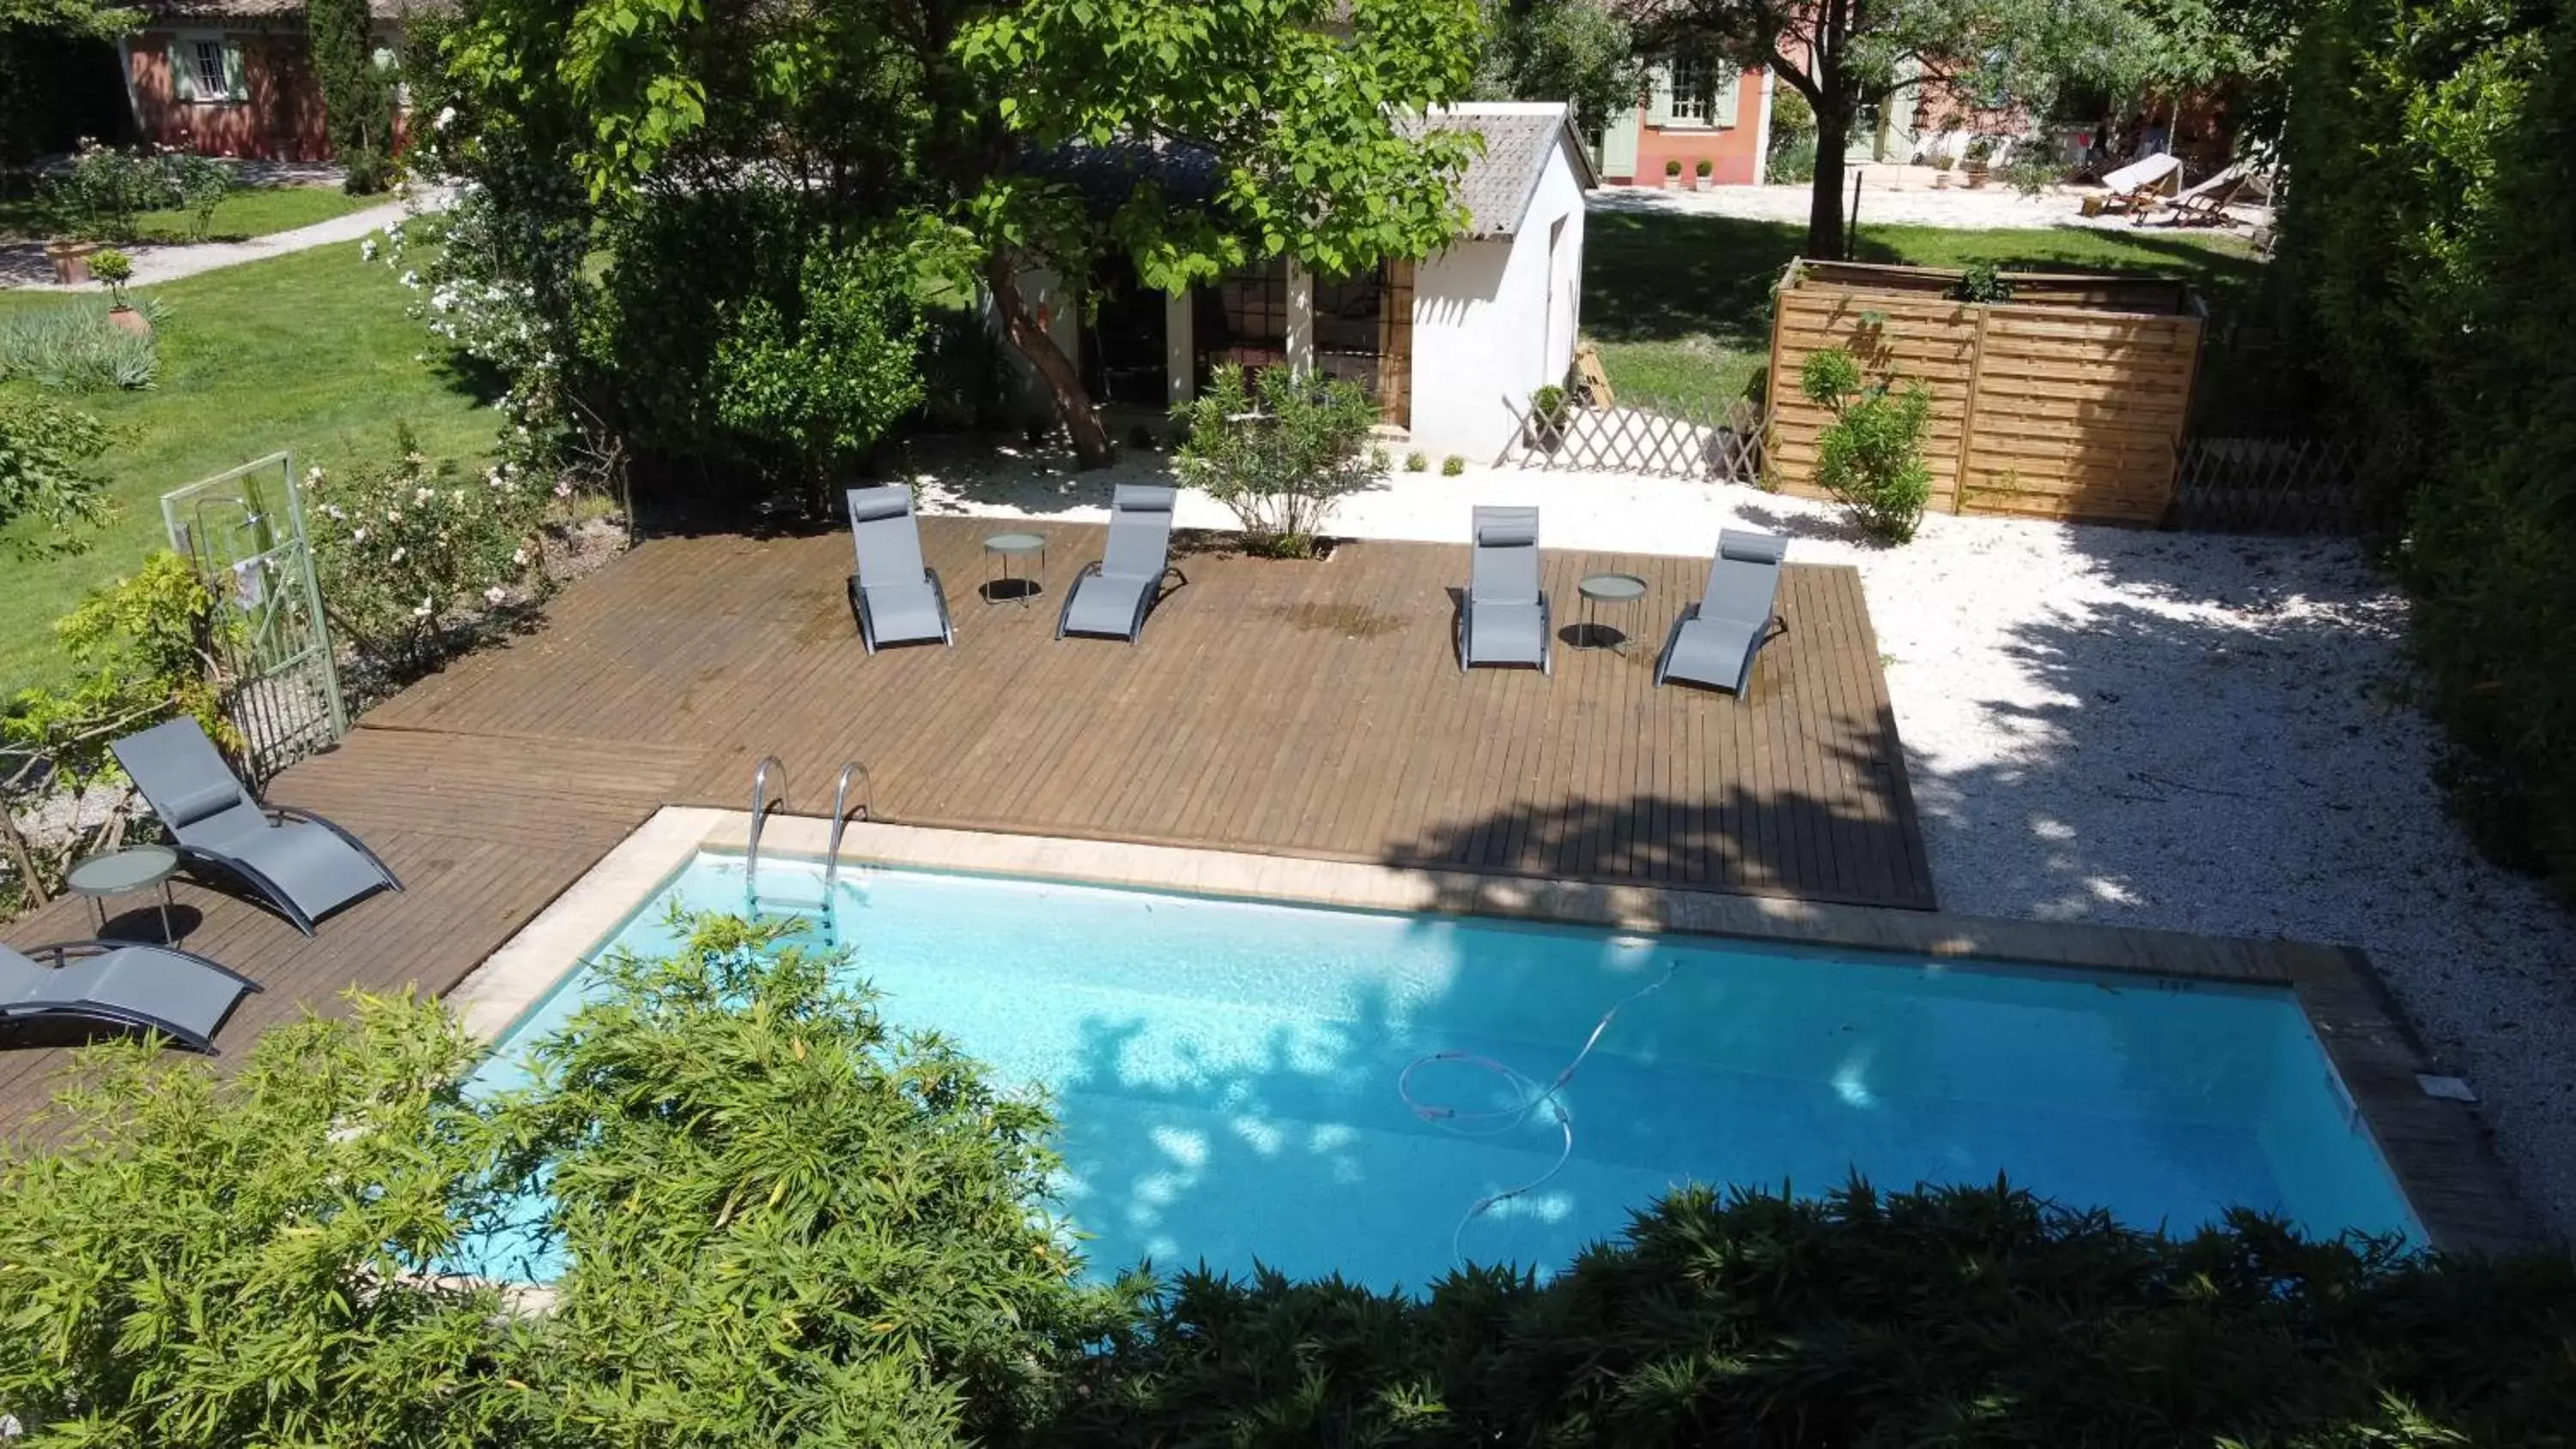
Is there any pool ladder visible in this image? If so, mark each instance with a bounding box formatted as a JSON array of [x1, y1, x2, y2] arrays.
[[744, 757, 875, 933]]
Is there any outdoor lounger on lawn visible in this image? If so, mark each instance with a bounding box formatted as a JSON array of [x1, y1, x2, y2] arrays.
[[0, 937, 260, 1054], [2085, 151, 2181, 217], [846, 484, 956, 652], [1458, 506, 1552, 674], [1057, 484, 1187, 643], [1656, 529, 1788, 697], [112, 718, 402, 936], [2156, 164, 2251, 227]]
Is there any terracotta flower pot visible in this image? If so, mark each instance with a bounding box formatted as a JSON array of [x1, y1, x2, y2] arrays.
[[46, 240, 97, 285], [106, 306, 151, 336]]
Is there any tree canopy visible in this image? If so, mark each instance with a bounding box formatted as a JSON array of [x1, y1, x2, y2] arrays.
[[433, 0, 1485, 474], [1622, 0, 2160, 255], [1473, 0, 1646, 135]]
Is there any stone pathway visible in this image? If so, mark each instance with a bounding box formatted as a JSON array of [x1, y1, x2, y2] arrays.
[[0, 184, 450, 291]]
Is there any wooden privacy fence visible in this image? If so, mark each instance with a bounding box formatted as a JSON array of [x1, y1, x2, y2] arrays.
[[1767, 260, 2205, 524]]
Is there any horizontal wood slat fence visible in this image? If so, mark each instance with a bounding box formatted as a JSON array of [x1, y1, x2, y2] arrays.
[[2166, 433, 2372, 533], [1766, 259, 2206, 524], [1498, 396, 1764, 481]]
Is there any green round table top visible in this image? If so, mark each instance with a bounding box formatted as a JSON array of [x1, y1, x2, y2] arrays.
[[64, 844, 179, 897], [983, 531, 1048, 555], [1578, 572, 1649, 603]]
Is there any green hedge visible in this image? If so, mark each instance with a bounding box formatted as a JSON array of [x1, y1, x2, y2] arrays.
[[1052, 1184, 2576, 1446], [2281, 0, 2576, 895]]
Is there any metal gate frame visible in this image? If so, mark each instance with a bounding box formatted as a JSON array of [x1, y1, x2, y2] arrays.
[[162, 452, 346, 784]]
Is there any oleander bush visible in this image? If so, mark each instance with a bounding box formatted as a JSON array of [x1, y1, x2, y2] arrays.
[[2282, 0, 2576, 899], [1800, 346, 1934, 543], [1173, 364, 1383, 558]]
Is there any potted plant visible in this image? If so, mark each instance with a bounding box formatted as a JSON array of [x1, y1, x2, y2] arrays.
[[1663, 158, 1683, 191], [91, 249, 147, 333], [1692, 158, 1715, 192], [1963, 136, 1996, 188], [46, 239, 99, 284], [1931, 152, 1956, 189], [1528, 384, 1573, 450]]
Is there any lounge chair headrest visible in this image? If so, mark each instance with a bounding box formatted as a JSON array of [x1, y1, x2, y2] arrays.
[[1474, 508, 1539, 548], [1719, 529, 1787, 566], [1113, 484, 1177, 516], [163, 779, 246, 828], [847, 486, 914, 524]]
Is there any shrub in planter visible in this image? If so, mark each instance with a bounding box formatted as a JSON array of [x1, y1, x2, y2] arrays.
[[1663, 157, 1683, 187], [1800, 346, 1934, 543], [1528, 383, 1573, 447], [1404, 449, 1427, 471], [1693, 157, 1715, 189], [1442, 455, 1465, 476], [1172, 365, 1382, 558]]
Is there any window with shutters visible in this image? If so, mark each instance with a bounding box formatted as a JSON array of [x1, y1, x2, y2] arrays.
[[1668, 58, 1712, 124], [174, 33, 245, 104], [1650, 56, 1741, 130]]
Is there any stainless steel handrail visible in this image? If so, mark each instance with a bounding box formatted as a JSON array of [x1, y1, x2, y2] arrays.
[[746, 755, 787, 902], [823, 761, 873, 899]]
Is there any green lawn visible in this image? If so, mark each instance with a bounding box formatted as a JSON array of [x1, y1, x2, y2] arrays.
[[0, 245, 493, 695], [1582, 210, 2266, 415], [0, 185, 379, 245]]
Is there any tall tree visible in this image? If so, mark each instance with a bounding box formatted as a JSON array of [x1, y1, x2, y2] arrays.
[[307, 0, 394, 190], [1622, 0, 2150, 257], [440, 0, 1485, 471], [957, 0, 1485, 464], [1474, 0, 1645, 135], [0, 0, 135, 33]]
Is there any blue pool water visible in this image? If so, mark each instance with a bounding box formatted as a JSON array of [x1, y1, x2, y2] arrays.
[[461, 853, 2421, 1289]]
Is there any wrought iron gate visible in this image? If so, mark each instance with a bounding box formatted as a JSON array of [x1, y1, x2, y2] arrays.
[[162, 452, 345, 785]]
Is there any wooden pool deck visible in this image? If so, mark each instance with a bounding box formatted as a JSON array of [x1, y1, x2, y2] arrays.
[[0, 517, 1928, 1118]]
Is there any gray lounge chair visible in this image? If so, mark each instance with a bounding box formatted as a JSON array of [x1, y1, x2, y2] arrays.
[[1655, 529, 1788, 697], [0, 938, 260, 1054], [112, 718, 401, 936], [1457, 506, 1551, 674], [845, 485, 955, 652], [1057, 484, 1186, 643]]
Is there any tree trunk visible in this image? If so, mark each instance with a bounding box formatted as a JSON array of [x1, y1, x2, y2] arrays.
[[1807, 110, 1850, 260], [984, 251, 1115, 469]]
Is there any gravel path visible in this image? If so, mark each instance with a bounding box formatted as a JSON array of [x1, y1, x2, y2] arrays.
[[0, 184, 451, 291], [1600, 179, 2273, 234], [907, 441, 2576, 1239]]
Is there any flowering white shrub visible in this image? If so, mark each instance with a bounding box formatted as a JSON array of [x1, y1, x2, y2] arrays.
[[307, 427, 549, 671]]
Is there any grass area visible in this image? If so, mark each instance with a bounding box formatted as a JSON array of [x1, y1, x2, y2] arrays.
[[1582, 209, 2266, 415], [0, 245, 493, 696], [0, 185, 379, 245]]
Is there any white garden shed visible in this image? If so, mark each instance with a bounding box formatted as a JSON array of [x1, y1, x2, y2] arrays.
[[1018, 101, 1596, 464]]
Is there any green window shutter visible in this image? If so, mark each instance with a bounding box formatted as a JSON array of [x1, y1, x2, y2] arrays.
[[222, 39, 246, 101], [1712, 65, 1741, 127], [171, 39, 197, 102], [1647, 62, 1674, 127]]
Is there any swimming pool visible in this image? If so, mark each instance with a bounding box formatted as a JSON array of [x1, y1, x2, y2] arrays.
[[461, 851, 2421, 1288]]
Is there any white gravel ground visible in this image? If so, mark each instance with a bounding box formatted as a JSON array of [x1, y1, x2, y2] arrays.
[[1600, 178, 2275, 234], [909, 440, 2576, 1240]]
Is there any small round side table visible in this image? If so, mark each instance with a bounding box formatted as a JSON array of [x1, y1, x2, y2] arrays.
[[1576, 572, 1649, 652], [64, 844, 179, 942], [983, 530, 1048, 605]]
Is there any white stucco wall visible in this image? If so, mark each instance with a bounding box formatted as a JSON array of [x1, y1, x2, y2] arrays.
[[1406, 135, 1589, 462]]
